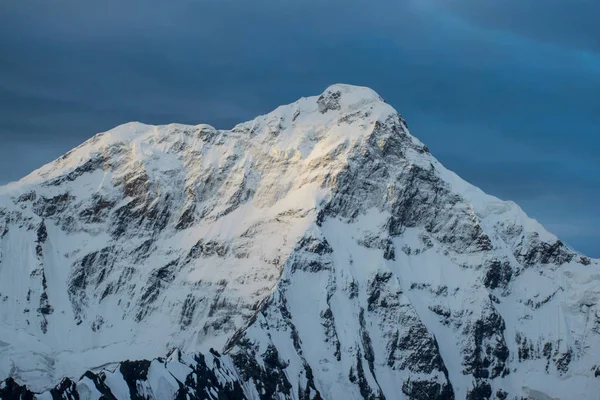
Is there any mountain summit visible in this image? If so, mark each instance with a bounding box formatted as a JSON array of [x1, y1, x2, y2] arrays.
[[1, 85, 598, 400]]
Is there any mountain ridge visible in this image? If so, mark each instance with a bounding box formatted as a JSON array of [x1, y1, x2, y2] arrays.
[[1, 84, 598, 400]]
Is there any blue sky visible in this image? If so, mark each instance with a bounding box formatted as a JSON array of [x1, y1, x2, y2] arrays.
[[0, 0, 598, 256]]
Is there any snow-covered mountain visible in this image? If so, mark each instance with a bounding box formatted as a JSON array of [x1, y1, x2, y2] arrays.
[[1, 84, 599, 400]]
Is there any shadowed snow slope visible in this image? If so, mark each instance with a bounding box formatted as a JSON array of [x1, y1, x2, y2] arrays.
[[0, 84, 598, 400]]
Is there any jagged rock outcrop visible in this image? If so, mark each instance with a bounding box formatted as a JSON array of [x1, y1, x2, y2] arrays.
[[1, 84, 599, 399]]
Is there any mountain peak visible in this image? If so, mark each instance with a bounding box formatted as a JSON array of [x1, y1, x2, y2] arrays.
[[318, 83, 385, 109], [1, 85, 599, 399], [6, 85, 392, 193]]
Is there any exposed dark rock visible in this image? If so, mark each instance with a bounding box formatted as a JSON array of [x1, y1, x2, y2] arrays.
[[231, 344, 292, 400], [262, 345, 288, 370], [359, 308, 376, 377], [383, 239, 395, 261], [543, 342, 553, 360], [0, 214, 8, 239], [473, 225, 493, 252], [296, 236, 333, 255], [290, 258, 331, 273], [389, 165, 445, 231], [187, 239, 228, 260], [483, 261, 513, 291], [410, 283, 431, 291], [320, 307, 341, 361], [90, 316, 105, 332], [466, 381, 492, 400], [36, 221, 48, 244], [292, 109, 301, 122], [402, 378, 454, 400], [122, 171, 150, 199], [524, 288, 563, 310], [181, 353, 246, 400], [33, 193, 72, 218], [119, 360, 151, 400], [144, 199, 172, 234], [81, 371, 117, 399], [358, 235, 396, 261], [396, 324, 448, 375], [137, 259, 179, 321], [132, 239, 154, 263], [180, 294, 199, 329], [367, 272, 393, 312], [278, 295, 303, 353], [175, 205, 196, 230], [67, 246, 118, 325], [555, 349, 572, 374], [79, 195, 116, 224], [516, 332, 535, 362], [3, 351, 252, 400], [579, 256, 592, 266], [38, 291, 53, 316], [110, 191, 172, 238], [111, 197, 145, 238], [317, 90, 342, 114], [463, 304, 509, 380], [387, 216, 405, 237], [420, 235, 434, 249], [518, 240, 575, 266], [351, 350, 384, 400], [49, 377, 79, 400], [16, 191, 36, 203], [348, 280, 359, 299], [44, 155, 106, 186], [0, 377, 35, 400], [429, 305, 451, 324]]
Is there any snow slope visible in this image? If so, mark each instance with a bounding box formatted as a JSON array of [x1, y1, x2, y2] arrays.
[[1, 84, 599, 400]]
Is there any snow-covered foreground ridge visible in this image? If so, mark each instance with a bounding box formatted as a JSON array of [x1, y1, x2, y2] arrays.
[[1, 84, 599, 400]]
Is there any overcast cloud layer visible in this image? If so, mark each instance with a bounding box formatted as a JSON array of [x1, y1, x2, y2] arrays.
[[0, 0, 598, 256]]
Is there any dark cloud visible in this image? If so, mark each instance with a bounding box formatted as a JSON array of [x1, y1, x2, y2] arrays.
[[431, 0, 600, 53], [0, 0, 597, 256]]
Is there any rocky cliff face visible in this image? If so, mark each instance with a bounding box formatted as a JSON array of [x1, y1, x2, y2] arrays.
[[1, 85, 599, 400]]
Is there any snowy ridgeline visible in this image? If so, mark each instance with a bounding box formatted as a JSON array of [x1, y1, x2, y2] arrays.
[[0, 84, 599, 400]]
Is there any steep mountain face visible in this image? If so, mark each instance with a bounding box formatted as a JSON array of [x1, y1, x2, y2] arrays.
[[1, 84, 599, 400]]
